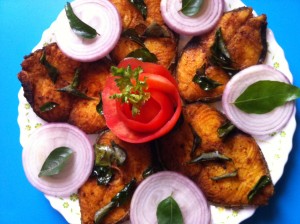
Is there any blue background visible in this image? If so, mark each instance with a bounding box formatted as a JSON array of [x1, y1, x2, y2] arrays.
[[0, 0, 299, 223]]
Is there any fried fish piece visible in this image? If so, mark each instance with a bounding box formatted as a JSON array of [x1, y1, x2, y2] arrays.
[[79, 130, 153, 224], [176, 7, 267, 103], [157, 103, 274, 207], [18, 43, 111, 134]]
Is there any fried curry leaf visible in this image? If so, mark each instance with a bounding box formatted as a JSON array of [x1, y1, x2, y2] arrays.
[[122, 28, 145, 47], [181, 0, 204, 17], [156, 195, 184, 224], [39, 147, 73, 177], [189, 151, 231, 164], [248, 175, 272, 202], [234, 80, 300, 114], [128, 0, 147, 19], [190, 125, 202, 156], [40, 51, 59, 83], [94, 178, 136, 224], [96, 94, 104, 115], [65, 2, 99, 39], [94, 142, 126, 167], [211, 170, 238, 181], [218, 121, 236, 138], [193, 67, 222, 91], [57, 68, 93, 100], [143, 23, 171, 38], [126, 48, 158, 63], [210, 28, 238, 75], [92, 166, 113, 185], [39, 102, 59, 112]]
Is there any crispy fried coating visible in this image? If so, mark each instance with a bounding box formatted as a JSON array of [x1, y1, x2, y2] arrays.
[[157, 103, 274, 207], [79, 130, 153, 224], [18, 43, 111, 134], [176, 7, 267, 103]]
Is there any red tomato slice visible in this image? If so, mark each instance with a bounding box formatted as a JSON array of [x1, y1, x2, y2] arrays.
[[116, 90, 174, 133], [118, 58, 178, 87], [102, 60, 182, 143]]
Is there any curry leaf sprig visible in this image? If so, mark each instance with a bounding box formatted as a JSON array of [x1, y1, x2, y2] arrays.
[[110, 66, 150, 116]]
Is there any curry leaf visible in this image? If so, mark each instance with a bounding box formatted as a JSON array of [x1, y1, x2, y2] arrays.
[[40, 51, 59, 83], [122, 28, 145, 47], [39, 147, 73, 177], [234, 80, 300, 114], [193, 66, 222, 91], [65, 2, 99, 39], [39, 102, 59, 112], [156, 195, 184, 224], [189, 151, 231, 164], [181, 0, 204, 17], [248, 175, 272, 202], [126, 48, 158, 63], [128, 0, 147, 19]]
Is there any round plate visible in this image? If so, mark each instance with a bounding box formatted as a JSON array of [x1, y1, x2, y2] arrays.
[[17, 0, 296, 223]]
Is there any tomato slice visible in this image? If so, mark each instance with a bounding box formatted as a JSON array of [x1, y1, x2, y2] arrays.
[[116, 90, 174, 133], [118, 58, 178, 87], [102, 59, 182, 143]]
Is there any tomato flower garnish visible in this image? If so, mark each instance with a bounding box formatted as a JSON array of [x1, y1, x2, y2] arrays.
[[102, 58, 182, 143]]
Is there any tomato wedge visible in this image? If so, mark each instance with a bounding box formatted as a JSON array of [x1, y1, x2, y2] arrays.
[[102, 58, 182, 143]]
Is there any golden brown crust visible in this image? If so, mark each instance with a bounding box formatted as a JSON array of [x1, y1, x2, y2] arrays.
[[176, 7, 267, 103], [157, 103, 274, 207], [79, 130, 153, 224], [18, 43, 111, 134]]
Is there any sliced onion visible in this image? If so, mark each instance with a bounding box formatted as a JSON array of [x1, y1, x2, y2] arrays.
[[22, 123, 94, 197], [54, 0, 122, 62], [130, 171, 211, 224], [222, 64, 295, 136], [160, 0, 224, 36]]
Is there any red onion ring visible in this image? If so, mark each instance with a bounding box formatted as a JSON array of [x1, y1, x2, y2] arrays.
[[222, 64, 295, 136], [22, 123, 94, 197], [54, 0, 122, 62], [160, 0, 224, 36], [130, 171, 211, 224]]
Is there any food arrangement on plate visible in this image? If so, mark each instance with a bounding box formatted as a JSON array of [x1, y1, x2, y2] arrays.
[[17, 0, 298, 223]]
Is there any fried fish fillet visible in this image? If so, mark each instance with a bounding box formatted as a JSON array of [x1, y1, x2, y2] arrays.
[[18, 43, 111, 134], [157, 103, 274, 207], [79, 130, 153, 224], [176, 7, 267, 103]]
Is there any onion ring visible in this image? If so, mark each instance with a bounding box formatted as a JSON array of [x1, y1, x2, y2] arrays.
[[130, 171, 211, 224], [22, 123, 94, 197], [222, 64, 295, 136], [160, 0, 224, 35], [54, 0, 122, 62]]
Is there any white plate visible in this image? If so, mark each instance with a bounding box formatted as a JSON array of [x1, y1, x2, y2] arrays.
[[17, 0, 296, 223]]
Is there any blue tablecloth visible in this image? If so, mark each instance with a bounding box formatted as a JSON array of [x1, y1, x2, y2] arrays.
[[1, 0, 299, 223]]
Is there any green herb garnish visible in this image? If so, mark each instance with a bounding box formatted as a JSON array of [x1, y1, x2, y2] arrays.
[[234, 80, 300, 114], [122, 28, 145, 48], [143, 23, 171, 38], [189, 151, 231, 164], [193, 65, 222, 91], [128, 0, 147, 19], [210, 28, 238, 75], [126, 48, 158, 63], [65, 2, 99, 39], [57, 68, 93, 100], [211, 170, 238, 181], [40, 51, 59, 83], [156, 195, 184, 224], [181, 0, 204, 17], [96, 94, 104, 115], [39, 147, 73, 177], [248, 175, 272, 202], [218, 121, 235, 138], [39, 102, 59, 112], [94, 179, 136, 224], [92, 166, 114, 185], [110, 66, 150, 116]]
